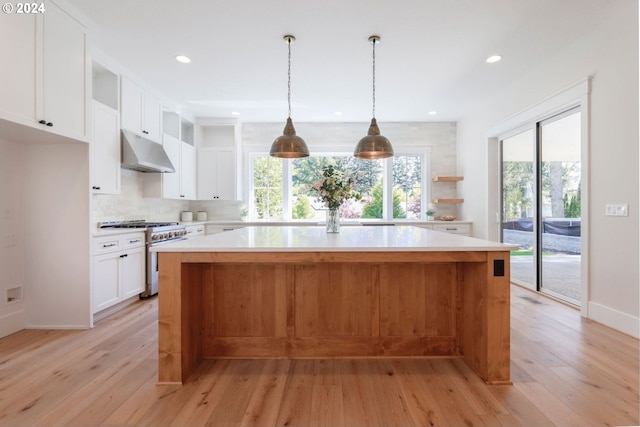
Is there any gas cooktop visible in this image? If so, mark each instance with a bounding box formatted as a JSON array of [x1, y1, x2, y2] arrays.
[[98, 220, 179, 229]]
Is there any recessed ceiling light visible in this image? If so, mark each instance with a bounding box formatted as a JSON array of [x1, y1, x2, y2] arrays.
[[486, 55, 502, 64], [175, 55, 191, 64], [428, 111, 437, 115], [231, 111, 240, 116]]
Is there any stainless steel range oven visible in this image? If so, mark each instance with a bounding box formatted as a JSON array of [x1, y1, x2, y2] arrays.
[[98, 220, 187, 298], [143, 223, 187, 297]]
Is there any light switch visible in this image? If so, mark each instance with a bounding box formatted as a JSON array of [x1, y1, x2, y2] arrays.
[[605, 203, 628, 216]]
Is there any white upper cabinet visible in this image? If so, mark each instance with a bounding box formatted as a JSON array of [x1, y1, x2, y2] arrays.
[[196, 123, 238, 201], [197, 148, 236, 200], [0, 0, 88, 141], [180, 141, 197, 199], [120, 77, 161, 143], [144, 112, 196, 200], [91, 100, 120, 194], [0, 10, 36, 126]]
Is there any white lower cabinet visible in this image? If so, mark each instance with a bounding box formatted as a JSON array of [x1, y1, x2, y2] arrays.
[[185, 224, 205, 238], [417, 222, 472, 236], [92, 232, 145, 313], [120, 247, 145, 299], [205, 225, 244, 235]]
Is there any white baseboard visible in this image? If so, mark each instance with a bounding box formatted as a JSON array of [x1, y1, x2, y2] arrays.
[[0, 309, 26, 338], [26, 324, 91, 330], [588, 301, 639, 338]]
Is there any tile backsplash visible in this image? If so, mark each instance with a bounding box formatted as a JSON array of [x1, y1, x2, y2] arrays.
[[91, 169, 189, 225]]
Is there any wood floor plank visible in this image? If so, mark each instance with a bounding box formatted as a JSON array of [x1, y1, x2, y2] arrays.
[[273, 360, 315, 427], [513, 381, 596, 427], [309, 384, 344, 427], [339, 359, 386, 426], [206, 359, 263, 424], [487, 385, 555, 427], [240, 359, 290, 427], [549, 365, 640, 426], [0, 285, 636, 427], [170, 359, 238, 427], [364, 359, 414, 426], [391, 359, 450, 426]]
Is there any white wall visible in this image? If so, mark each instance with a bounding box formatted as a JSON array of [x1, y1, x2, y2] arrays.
[[457, 1, 639, 336], [236, 121, 459, 218], [0, 137, 26, 336], [24, 143, 92, 328]]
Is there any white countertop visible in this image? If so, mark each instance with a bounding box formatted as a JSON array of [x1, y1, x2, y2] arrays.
[[151, 225, 514, 253], [198, 219, 471, 227], [92, 228, 147, 237]]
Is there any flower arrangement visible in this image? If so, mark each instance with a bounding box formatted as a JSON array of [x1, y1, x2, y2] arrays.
[[426, 203, 436, 219], [310, 165, 360, 210]]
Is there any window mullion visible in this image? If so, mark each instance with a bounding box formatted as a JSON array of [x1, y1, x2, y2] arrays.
[[383, 157, 393, 220], [283, 159, 292, 220]]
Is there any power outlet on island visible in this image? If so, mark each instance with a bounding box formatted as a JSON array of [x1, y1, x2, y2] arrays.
[[605, 203, 628, 216]]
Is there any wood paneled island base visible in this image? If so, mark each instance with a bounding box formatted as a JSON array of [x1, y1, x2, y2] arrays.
[[156, 227, 512, 386]]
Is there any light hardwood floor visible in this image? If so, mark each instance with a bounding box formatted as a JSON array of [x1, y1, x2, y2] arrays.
[[0, 285, 637, 427]]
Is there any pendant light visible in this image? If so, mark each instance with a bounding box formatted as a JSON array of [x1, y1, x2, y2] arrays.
[[354, 35, 394, 159], [270, 35, 310, 158]]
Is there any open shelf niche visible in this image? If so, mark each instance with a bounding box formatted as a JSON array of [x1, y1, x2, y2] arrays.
[[431, 176, 464, 204]]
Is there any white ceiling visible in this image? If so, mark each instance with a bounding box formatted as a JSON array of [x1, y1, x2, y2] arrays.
[[66, 0, 613, 123]]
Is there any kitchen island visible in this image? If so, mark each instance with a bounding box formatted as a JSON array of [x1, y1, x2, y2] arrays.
[[153, 226, 514, 385]]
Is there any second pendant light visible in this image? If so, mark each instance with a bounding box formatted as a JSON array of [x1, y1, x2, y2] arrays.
[[354, 35, 394, 159]]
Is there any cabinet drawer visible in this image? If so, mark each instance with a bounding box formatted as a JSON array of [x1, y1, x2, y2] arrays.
[[205, 225, 242, 235], [186, 226, 205, 238], [432, 224, 471, 235], [93, 237, 120, 254], [93, 232, 145, 255], [121, 233, 145, 249]]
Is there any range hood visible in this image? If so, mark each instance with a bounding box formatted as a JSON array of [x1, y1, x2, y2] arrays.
[[121, 129, 175, 173]]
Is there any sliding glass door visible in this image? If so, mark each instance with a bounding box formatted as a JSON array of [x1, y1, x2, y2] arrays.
[[501, 108, 581, 305], [501, 129, 536, 290], [539, 110, 581, 304]]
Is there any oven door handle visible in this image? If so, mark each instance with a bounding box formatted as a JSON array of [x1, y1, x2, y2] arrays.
[[148, 237, 188, 248]]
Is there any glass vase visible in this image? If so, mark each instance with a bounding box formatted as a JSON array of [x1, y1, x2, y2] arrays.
[[326, 208, 340, 233]]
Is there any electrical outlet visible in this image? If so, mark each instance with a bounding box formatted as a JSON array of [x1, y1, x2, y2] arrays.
[[605, 203, 628, 216]]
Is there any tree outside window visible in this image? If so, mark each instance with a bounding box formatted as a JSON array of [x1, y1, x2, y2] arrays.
[[249, 149, 428, 221]]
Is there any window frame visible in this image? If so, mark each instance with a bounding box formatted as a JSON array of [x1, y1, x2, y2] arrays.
[[245, 145, 432, 221]]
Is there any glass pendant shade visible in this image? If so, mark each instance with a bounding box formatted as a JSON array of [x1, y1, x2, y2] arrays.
[[354, 118, 394, 159], [270, 117, 309, 158]]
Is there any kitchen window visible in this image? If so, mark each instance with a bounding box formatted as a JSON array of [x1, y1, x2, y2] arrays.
[[247, 147, 430, 221]]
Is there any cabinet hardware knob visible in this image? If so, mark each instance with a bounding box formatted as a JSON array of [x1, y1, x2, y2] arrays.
[[142, 130, 148, 134], [39, 120, 46, 124], [92, 186, 101, 190], [46, 122, 53, 127]]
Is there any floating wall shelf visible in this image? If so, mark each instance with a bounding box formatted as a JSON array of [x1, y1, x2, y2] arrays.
[[432, 198, 464, 204], [432, 176, 464, 182]]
